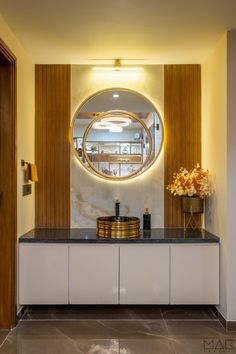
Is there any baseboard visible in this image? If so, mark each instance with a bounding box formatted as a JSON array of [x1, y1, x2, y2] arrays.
[[213, 306, 236, 331]]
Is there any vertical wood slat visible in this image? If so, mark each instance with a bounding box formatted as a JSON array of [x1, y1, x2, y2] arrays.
[[35, 65, 71, 228], [164, 65, 201, 227]]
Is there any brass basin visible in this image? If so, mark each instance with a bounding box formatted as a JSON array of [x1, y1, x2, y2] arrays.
[[97, 216, 140, 239]]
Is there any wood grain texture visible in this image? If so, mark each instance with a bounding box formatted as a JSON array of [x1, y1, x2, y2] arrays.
[[35, 65, 71, 228], [0, 39, 17, 329], [164, 65, 201, 227]]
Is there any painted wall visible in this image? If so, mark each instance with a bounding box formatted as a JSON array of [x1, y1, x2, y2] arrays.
[[202, 34, 227, 318], [71, 65, 164, 228], [0, 16, 35, 237], [202, 30, 236, 321], [226, 29, 236, 321]]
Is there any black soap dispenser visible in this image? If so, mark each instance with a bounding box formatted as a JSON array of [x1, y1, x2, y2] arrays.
[[143, 208, 151, 230]]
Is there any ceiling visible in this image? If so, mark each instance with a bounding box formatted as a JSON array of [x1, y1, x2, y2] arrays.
[[80, 90, 155, 112], [0, 0, 236, 64]]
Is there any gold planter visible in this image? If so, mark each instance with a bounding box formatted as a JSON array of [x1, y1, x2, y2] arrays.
[[97, 216, 140, 239], [182, 196, 204, 214]]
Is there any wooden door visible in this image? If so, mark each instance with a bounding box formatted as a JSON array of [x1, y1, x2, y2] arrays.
[[0, 39, 17, 329]]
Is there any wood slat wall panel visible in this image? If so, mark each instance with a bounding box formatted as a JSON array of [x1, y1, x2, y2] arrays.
[[35, 65, 71, 228], [164, 65, 201, 227]]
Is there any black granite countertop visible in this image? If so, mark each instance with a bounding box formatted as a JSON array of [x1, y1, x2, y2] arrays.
[[19, 228, 220, 244]]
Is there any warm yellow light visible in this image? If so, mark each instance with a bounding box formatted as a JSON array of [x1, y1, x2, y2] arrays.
[[92, 59, 144, 72], [93, 72, 143, 79], [92, 67, 144, 71]]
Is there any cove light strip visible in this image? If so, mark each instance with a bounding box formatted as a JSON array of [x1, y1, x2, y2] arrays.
[[92, 67, 144, 71], [92, 59, 144, 72]]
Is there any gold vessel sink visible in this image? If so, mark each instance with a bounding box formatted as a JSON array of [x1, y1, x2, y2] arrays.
[[97, 216, 140, 239]]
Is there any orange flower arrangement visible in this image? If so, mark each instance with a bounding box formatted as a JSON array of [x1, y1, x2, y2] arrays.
[[166, 164, 211, 199]]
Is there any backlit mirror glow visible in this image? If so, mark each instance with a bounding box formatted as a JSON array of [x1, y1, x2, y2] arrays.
[[72, 89, 163, 181]]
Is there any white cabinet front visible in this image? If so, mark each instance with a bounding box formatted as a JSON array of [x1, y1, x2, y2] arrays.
[[19, 242, 219, 305], [69, 245, 119, 304], [170, 244, 219, 304], [19, 244, 69, 305], [120, 245, 170, 304]]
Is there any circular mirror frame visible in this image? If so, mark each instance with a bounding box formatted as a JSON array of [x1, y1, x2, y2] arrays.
[[71, 88, 164, 181]]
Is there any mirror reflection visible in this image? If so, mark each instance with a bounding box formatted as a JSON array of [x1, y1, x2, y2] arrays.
[[72, 89, 163, 180], [84, 111, 152, 178]]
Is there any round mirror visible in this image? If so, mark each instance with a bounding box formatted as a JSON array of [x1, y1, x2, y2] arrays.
[[72, 89, 163, 181]]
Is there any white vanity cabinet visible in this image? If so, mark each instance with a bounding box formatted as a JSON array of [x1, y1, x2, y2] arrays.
[[170, 244, 219, 304], [69, 245, 119, 304], [19, 242, 219, 305], [120, 245, 169, 304], [19, 244, 69, 304]]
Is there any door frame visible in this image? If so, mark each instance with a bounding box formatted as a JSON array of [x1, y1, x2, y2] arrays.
[[0, 38, 17, 329]]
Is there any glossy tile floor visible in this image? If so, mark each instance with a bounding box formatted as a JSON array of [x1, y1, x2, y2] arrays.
[[0, 306, 235, 354]]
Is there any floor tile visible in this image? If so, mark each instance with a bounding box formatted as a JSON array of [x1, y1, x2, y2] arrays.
[[0, 321, 170, 354], [119, 339, 174, 354], [166, 320, 228, 338], [161, 305, 217, 320], [0, 331, 8, 347], [166, 320, 236, 354], [74, 339, 119, 354], [22, 305, 162, 320], [0, 337, 120, 354], [97, 320, 168, 340], [1, 306, 232, 354], [54, 320, 168, 340], [121, 306, 163, 320], [168, 337, 236, 354], [0, 337, 178, 354], [9, 320, 168, 340]]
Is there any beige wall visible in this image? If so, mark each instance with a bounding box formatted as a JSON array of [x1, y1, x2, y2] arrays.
[[226, 29, 236, 321], [0, 15, 35, 236], [202, 34, 227, 318], [202, 30, 236, 321], [71, 65, 164, 227]]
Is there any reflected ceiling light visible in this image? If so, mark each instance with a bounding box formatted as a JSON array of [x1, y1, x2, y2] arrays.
[[113, 93, 120, 98], [92, 59, 144, 72], [93, 121, 112, 130], [109, 126, 123, 133], [102, 117, 132, 127]]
